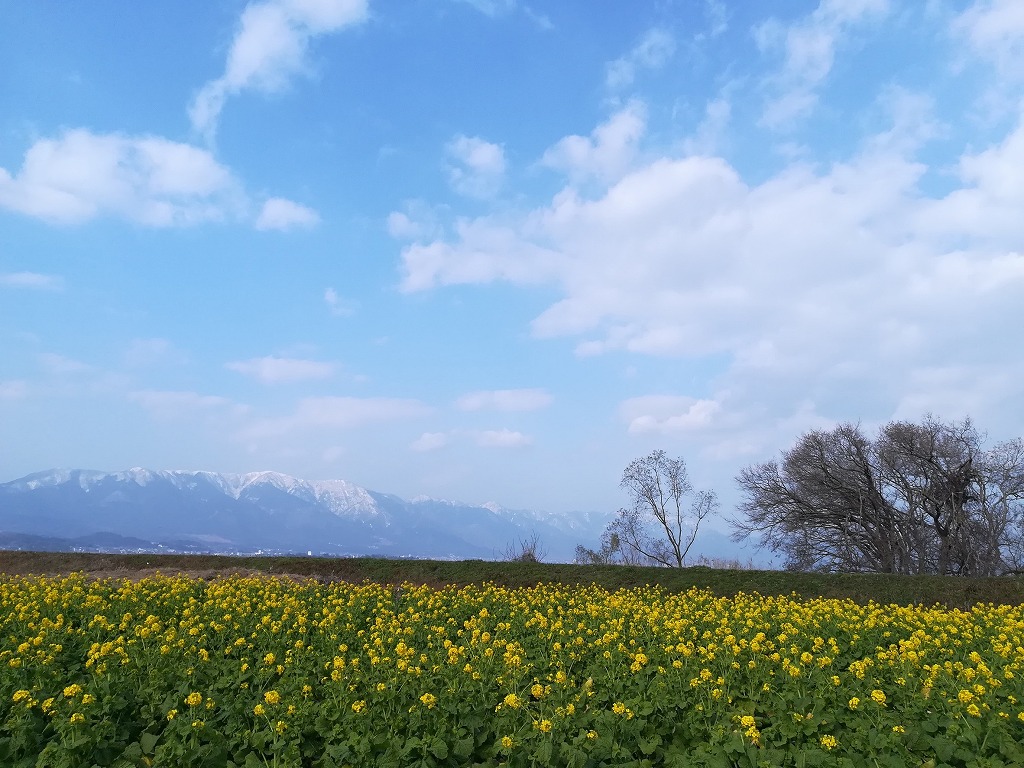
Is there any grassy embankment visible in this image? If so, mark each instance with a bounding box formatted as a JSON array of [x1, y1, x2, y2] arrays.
[[1, 550, 1023, 608]]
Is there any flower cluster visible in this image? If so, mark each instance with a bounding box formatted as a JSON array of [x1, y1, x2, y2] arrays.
[[0, 574, 1023, 765]]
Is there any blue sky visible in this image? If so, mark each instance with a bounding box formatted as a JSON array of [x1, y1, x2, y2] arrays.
[[2, 0, 1024, 535]]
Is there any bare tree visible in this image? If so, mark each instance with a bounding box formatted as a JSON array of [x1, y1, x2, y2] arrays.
[[599, 450, 717, 568], [733, 416, 1024, 575], [501, 531, 546, 563]]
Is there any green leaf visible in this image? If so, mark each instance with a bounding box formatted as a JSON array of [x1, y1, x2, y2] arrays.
[[140, 732, 159, 755], [536, 740, 553, 764], [454, 737, 474, 758], [428, 739, 448, 760], [638, 735, 662, 755]]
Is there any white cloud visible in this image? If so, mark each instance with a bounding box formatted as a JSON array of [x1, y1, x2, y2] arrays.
[[0, 380, 28, 400], [455, 388, 553, 412], [0, 272, 64, 290], [620, 395, 721, 434], [387, 200, 446, 241], [411, 431, 449, 451], [255, 198, 320, 230], [226, 355, 335, 383], [606, 28, 676, 91], [476, 428, 532, 448], [452, 0, 515, 17], [0, 129, 239, 226], [445, 135, 506, 198], [701, 0, 728, 38], [242, 396, 429, 439], [865, 86, 944, 156], [451, 0, 550, 29], [324, 287, 357, 316], [917, 117, 1024, 242], [37, 353, 93, 375], [130, 389, 243, 416], [542, 101, 646, 185], [190, 0, 369, 140], [756, 0, 891, 127], [387, 212, 421, 239], [954, 0, 1024, 80], [398, 216, 564, 293], [683, 97, 732, 156], [123, 338, 185, 368], [400, 107, 1024, 456]]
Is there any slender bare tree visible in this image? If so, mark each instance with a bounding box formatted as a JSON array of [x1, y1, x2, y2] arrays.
[[598, 450, 718, 568]]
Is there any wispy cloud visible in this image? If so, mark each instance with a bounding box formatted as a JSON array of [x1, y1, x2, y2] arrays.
[[398, 217, 563, 293], [226, 356, 335, 384], [953, 0, 1024, 81], [756, 0, 891, 128], [242, 396, 430, 439], [683, 97, 732, 156], [37, 353, 94, 375], [446, 135, 506, 198], [455, 388, 553, 412], [620, 395, 721, 434], [0, 129, 239, 226], [701, 0, 728, 39], [255, 198, 320, 231], [410, 431, 450, 452], [451, 0, 515, 17], [130, 389, 244, 416], [542, 101, 646, 185], [0, 272, 64, 290], [190, 0, 369, 141], [605, 28, 675, 91], [324, 287, 357, 316], [475, 428, 532, 448], [387, 200, 446, 242], [449, 0, 550, 29], [0, 380, 28, 400], [123, 338, 186, 368]]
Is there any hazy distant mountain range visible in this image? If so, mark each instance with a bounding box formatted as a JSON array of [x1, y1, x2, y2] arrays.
[[0, 468, 619, 561]]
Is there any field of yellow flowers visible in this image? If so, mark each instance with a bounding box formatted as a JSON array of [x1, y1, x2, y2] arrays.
[[2, 574, 1024, 768]]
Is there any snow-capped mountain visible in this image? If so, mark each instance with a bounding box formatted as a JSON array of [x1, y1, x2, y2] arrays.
[[0, 468, 612, 561]]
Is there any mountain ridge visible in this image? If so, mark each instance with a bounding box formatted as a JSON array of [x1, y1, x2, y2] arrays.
[[0, 467, 613, 561]]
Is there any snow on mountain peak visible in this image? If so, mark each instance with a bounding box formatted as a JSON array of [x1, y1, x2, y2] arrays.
[[116, 468, 166, 486], [309, 479, 380, 517], [236, 471, 310, 496], [0, 465, 617, 562]]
